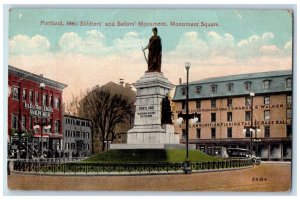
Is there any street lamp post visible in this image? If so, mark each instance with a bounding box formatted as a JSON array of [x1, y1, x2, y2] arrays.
[[243, 92, 261, 158], [250, 92, 255, 155], [185, 62, 190, 161], [40, 83, 45, 158], [176, 62, 199, 174]]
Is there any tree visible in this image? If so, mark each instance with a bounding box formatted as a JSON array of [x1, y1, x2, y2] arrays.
[[78, 83, 135, 152], [65, 92, 85, 116]]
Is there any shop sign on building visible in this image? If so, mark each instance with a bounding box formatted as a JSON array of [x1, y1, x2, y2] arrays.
[[24, 103, 53, 118]]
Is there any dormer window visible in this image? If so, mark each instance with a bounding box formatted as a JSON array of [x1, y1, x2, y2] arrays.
[[286, 78, 292, 88], [195, 86, 201, 94], [211, 84, 217, 93], [263, 80, 271, 89], [181, 87, 186, 96], [227, 83, 234, 92], [244, 81, 252, 91]]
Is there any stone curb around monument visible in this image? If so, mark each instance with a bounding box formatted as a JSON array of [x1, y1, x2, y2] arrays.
[[10, 166, 253, 176]]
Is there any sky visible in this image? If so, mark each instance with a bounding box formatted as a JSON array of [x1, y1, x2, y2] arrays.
[[8, 9, 293, 103]]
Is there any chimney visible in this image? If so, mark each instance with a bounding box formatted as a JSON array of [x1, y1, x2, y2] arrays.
[[179, 78, 182, 84], [119, 78, 124, 87]]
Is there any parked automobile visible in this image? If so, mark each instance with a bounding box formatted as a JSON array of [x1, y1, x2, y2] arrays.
[[226, 148, 261, 165]]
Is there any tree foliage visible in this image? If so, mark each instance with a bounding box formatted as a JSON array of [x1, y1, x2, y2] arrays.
[[78, 84, 135, 152]]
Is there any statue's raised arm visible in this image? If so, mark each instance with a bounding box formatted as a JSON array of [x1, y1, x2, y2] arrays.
[[143, 27, 162, 73]]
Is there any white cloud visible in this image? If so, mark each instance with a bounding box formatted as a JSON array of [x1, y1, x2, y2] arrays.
[[9, 34, 50, 55], [262, 32, 274, 44], [236, 32, 285, 59], [284, 39, 292, 56], [58, 31, 111, 55], [166, 31, 236, 62], [113, 31, 144, 52], [260, 45, 281, 56], [58, 32, 82, 52]]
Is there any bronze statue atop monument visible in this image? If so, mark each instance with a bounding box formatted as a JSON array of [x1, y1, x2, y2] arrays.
[[143, 27, 162, 73]]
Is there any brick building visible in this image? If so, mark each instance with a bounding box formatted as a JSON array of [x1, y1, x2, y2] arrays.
[[8, 65, 67, 155], [63, 114, 92, 157], [172, 70, 292, 161]]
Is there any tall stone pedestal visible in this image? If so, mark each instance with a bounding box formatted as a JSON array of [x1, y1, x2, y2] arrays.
[[110, 72, 180, 150]]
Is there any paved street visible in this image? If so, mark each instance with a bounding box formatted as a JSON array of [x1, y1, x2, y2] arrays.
[[7, 163, 291, 192]]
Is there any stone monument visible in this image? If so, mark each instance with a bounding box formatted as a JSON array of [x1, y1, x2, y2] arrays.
[[110, 27, 180, 149]]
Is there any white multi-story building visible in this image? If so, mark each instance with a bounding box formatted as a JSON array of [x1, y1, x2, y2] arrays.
[[63, 115, 92, 157]]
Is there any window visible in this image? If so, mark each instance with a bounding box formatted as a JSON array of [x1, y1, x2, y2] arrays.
[[22, 89, 27, 101], [245, 128, 251, 138], [264, 97, 270, 105], [245, 111, 251, 121], [12, 87, 19, 100], [264, 127, 270, 138], [227, 98, 233, 107], [181, 101, 186, 110], [12, 114, 18, 129], [211, 128, 216, 139], [182, 129, 186, 139], [42, 94, 47, 106], [286, 78, 292, 88], [49, 119, 52, 132], [227, 127, 232, 138], [29, 116, 33, 130], [72, 131, 75, 137], [227, 112, 232, 122], [21, 115, 26, 130], [286, 109, 292, 119], [245, 97, 251, 107], [287, 95, 292, 105], [195, 86, 201, 94], [35, 92, 39, 105], [86, 121, 90, 127], [211, 113, 216, 122], [211, 99, 216, 108], [197, 114, 201, 123], [49, 96, 53, 107], [181, 87, 186, 96], [71, 143, 75, 150], [54, 120, 60, 133], [86, 144, 90, 150], [227, 83, 234, 92], [264, 110, 270, 120], [81, 121, 85, 126], [82, 132, 85, 138], [65, 143, 70, 150], [86, 132, 89, 139], [29, 91, 33, 103], [76, 131, 80, 137], [244, 81, 252, 91], [263, 80, 271, 89], [286, 125, 292, 137], [54, 98, 60, 109], [76, 120, 80, 126], [196, 128, 201, 138], [65, 130, 69, 137], [196, 100, 201, 109], [211, 85, 217, 93]]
